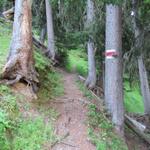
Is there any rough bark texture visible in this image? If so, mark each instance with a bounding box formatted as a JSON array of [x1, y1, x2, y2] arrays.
[[138, 56, 150, 114], [85, 0, 96, 89], [45, 0, 55, 60], [2, 0, 38, 89], [131, 0, 150, 114], [105, 4, 124, 136]]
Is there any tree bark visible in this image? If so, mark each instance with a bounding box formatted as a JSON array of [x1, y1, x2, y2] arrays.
[[85, 0, 96, 89], [2, 0, 38, 89], [45, 0, 55, 60], [138, 56, 150, 114], [131, 0, 150, 114], [105, 4, 124, 136], [125, 115, 150, 144]]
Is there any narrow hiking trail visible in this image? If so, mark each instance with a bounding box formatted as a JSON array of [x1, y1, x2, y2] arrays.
[[51, 69, 95, 150]]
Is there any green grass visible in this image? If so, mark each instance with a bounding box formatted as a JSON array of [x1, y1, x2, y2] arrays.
[[0, 23, 63, 150], [65, 49, 88, 76], [124, 81, 144, 113], [0, 35, 11, 72], [77, 81, 128, 150], [13, 117, 56, 150]]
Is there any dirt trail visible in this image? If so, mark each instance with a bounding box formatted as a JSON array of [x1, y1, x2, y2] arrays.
[[51, 69, 95, 150]]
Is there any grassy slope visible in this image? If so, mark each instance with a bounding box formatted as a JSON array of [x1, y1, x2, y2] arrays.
[[0, 24, 64, 150], [77, 81, 128, 150], [124, 81, 144, 113]]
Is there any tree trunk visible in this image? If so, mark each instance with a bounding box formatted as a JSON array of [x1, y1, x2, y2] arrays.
[[39, 24, 47, 44], [45, 0, 55, 60], [138, 56, 150, 114], [85, 0, 96, 89], [105, 4, 124, 136], [2, 0, 38, 88], [131, 0, 150, 114]]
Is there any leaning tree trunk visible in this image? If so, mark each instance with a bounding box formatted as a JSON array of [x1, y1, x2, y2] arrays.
[[138, 56, 150, 114], [2, 0, 38, 88], [45, 0, 55, 60], [85, 0, 96, 89], [131, 0, 150, 114], [39, 24, 47, 44], [105, 4, 124, 136]]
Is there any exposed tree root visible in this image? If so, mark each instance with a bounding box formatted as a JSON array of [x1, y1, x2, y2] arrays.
[[1, 55, 38, 95], [0, 74, 22, 85]]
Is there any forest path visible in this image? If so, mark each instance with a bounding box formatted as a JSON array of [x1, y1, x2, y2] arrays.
[[51, 69, 95, 150]]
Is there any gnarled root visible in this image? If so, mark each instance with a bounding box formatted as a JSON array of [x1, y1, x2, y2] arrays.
[[0, 74, 22, 85]]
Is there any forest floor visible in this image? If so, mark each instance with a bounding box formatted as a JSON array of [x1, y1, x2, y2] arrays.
[[51, 68, 95, 150]]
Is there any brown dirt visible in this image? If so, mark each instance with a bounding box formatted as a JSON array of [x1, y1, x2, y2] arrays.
[[51, 69, 95, 150]]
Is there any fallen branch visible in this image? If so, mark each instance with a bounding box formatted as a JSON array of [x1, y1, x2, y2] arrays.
[[32, 36, 48, 55], [78, 76, 150, 145], [60, 141, 76, 148], [2, 7, 14, 20], [51, 132, 70, 148], [78, 75, 104, 96], [125, 115, 150, 144]]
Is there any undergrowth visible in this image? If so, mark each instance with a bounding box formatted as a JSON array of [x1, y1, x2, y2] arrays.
[[68, 49, 144, 114], [65, 49, 88, 76], [77, 81, 128, 150], [0, 24, 63, 149], [34, 51, 64, 100], [124, 81, 144, 113]]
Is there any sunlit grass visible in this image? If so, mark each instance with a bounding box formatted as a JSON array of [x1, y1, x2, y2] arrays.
[[124, 81, 144, 113], [65, 49, 88, 76]]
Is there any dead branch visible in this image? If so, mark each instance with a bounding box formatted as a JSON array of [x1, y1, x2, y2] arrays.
[[125, 115, 150, 144], [60, 141, 76, 147], [2, 7, 14, 20], [51, 131, 70, 148]]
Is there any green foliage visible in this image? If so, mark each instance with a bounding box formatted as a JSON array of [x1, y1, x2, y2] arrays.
[[34, 50, 64, 99], [102, 0, 123, 5], [77, 82, 128, 150], [76, 81, 94, 100], [87, 104, 128, 150], [34, 51, 52, 71], [124, 81, 144, 113], [0, 31, 11, 72], [65, 49, 88, 76], [0, 109, 11, 150], [0, 85, 20, 150], [13, 117, 56, 150], [0, 26, 61, 150]]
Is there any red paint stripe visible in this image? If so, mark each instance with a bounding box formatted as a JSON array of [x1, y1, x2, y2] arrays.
[[105, 51, 118, 57]]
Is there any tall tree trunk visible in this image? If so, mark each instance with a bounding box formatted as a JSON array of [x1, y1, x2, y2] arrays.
[[39, 24, 47, 44], [2, 0, 38, 89], [105, 4, 124, 136], [45, 0, 55, 60], [138, 56, 150, 114], [131, 0, 150, 114], [85, 0, 96, 89]]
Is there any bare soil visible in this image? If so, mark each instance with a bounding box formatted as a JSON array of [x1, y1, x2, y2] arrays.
[[51, 69, 95, 150]]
